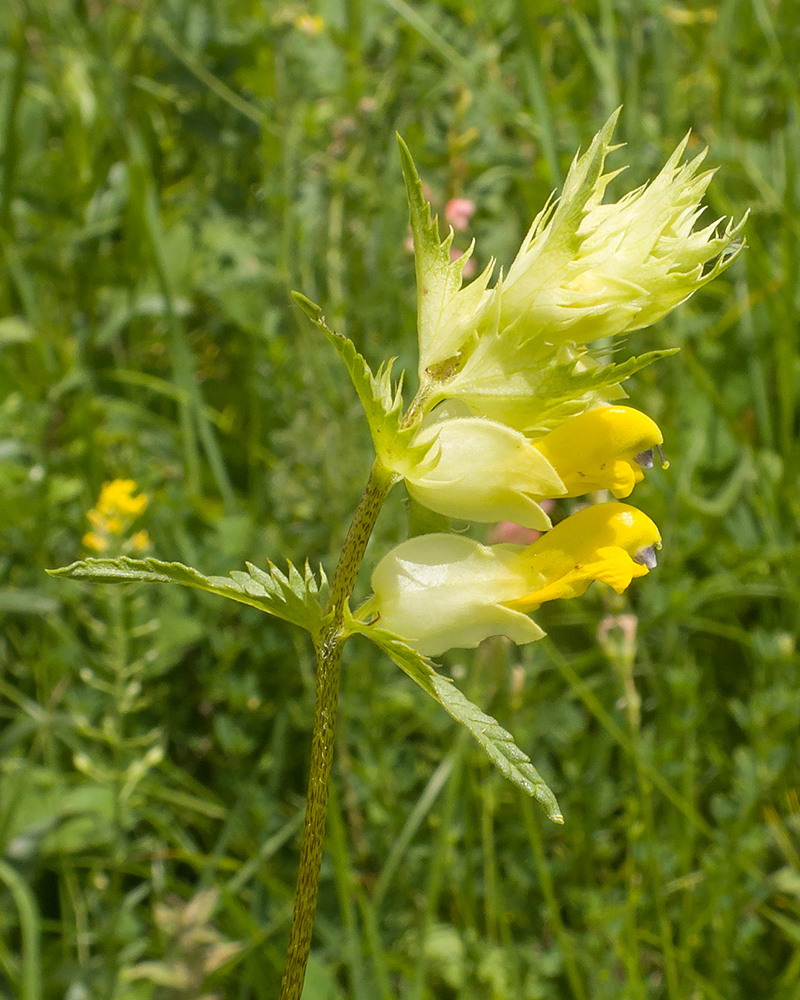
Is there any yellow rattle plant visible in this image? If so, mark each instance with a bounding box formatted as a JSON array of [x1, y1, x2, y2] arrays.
[[52, 111, 744, 999]]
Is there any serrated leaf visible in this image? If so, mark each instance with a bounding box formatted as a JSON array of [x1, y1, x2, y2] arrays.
[[348, 616, 563, 823], [48, 557, 329, 636], [397, 136, 495, 373], [292, 292, 433, 475]]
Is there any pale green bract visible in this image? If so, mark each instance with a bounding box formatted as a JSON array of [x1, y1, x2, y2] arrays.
[[498, 112, 744, 344], [403, 110, 744, 426], [397, 136, 496, 376], [452, 344, 679, 434]]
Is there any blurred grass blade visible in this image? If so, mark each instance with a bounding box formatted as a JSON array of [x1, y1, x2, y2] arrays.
[[128, 137, 235, 507], [0, 860, 43, 1000]]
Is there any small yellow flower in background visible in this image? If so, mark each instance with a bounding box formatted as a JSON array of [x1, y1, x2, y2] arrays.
[[82, 531, 109, 553], [96, 479, 148, 519], [130, 530, 151, 553], [361, 502, 660, 655], [295, 12, 324, 36], [83, 479, 149, 554]]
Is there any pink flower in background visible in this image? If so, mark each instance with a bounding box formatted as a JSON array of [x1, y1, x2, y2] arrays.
[[445, 197, 476, 231], [449, 246, 476, 279], [487, 501, 556, 545]]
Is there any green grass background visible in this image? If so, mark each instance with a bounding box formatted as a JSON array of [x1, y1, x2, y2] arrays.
[[1, 0, 799, 997]]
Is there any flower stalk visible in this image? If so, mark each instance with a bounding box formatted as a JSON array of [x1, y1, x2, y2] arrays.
[[278, 460, 395, 1000]]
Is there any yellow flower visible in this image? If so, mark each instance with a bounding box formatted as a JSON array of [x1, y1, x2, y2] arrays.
[[506, 503, 661, 612], [362, 502, 660, 655], [83, 479, 149, 553], [82, 531, 109, 553], [96, 479, 148, 519], [403, 404, 662, 528], [532, 406, 665, 499], [129, 530, 151, 553], [105, 516, 124, 536], [295, 13, 324, 36]]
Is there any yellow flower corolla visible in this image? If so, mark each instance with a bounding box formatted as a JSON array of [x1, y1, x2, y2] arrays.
[[532, 406, 664, 499], [82, 531, 109, 553], [362, 502, 660, 655], [403, 405, 662, 528], [506, 502, 661, 613], [82, 479, 149, 553]]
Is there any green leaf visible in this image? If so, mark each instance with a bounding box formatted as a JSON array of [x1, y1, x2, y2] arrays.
[[348, 617, 563, 823], [48, 556, 329, 636], [292, 292, 433, 475], [397, 136, 495, 372]]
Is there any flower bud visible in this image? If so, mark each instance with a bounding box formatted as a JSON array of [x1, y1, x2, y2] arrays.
[[532, 406, 663, 498], [431, 117, 743, 424]]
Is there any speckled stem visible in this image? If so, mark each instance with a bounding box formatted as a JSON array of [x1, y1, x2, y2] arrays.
[[278, 460, 395, 1000]]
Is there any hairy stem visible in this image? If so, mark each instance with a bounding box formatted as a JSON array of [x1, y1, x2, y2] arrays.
[[278, 460, 395, 1000]]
